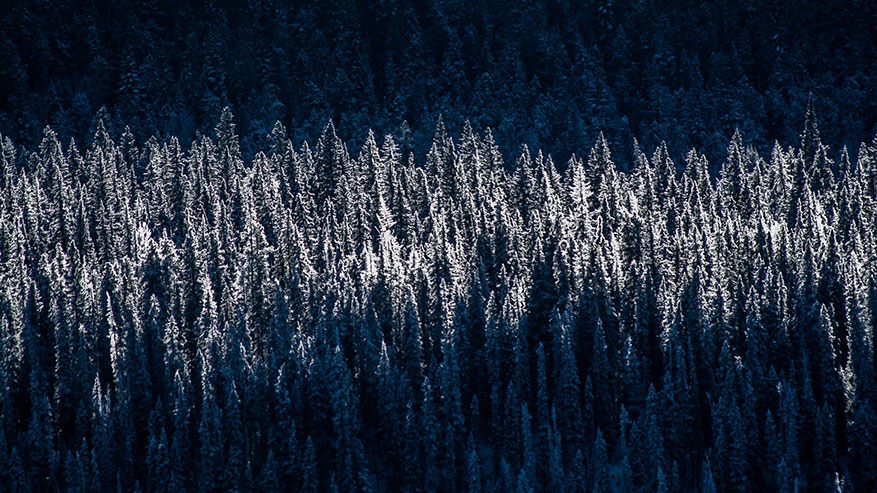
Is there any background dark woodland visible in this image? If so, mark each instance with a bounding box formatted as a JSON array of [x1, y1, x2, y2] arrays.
[[1, 0, 876, 161], [1, 1, 877, 492]]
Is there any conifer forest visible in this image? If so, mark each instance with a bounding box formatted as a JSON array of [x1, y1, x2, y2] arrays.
[[1, 1, 877, 492]]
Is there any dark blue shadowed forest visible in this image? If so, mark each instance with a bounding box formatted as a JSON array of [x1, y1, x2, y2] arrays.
[[1, 0, 875, 163]]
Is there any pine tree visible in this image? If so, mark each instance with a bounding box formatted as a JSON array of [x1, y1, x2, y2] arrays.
[[702, 457, 718, 493], [23, 369, 55, 490], [552, 308, 585, 462], [800, 95, 821, 170], [169, 372, 192, 490], [592, 428, 610, 492], [63, 448, 87, 493], [465, 433, 483, 493], [259, 449, 280, 493], [590, 316, 614, 439], [849, 398, 876, 489], [421, 376, 441, 492], [223, 383, 246, 490], [146, 424, 170, 493], [198, 389, 223, 492]]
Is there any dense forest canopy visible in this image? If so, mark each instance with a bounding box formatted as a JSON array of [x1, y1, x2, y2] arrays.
[[0, 108, 876, 491], [1, 0, 876, 161], [2, 0, 877, 491]]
